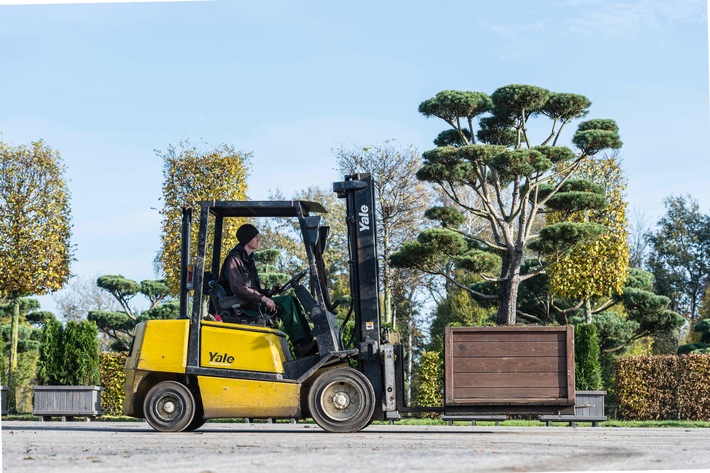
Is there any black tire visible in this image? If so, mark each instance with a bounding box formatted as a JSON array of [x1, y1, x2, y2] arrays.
[[143, 381, 196, 432], [307, 367, 375, 433], [184, 415, 206, 431]]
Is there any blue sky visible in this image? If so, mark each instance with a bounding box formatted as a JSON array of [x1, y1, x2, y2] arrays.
[[1, 0, 708, 314]]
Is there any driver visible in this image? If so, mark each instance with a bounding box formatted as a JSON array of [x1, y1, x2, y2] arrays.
[[218, 223, 318, 358]]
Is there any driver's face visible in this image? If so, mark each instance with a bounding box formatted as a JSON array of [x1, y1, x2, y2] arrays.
[[245, 235, 260, 252]]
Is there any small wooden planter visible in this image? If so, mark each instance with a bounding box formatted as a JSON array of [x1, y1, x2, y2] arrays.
[[540, 390, 607, 426], [32, 386, 103, 421]]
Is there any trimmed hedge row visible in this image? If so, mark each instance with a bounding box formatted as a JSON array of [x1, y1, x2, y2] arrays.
[[616, 354, 710, 420], [99, 352, 127, 416]]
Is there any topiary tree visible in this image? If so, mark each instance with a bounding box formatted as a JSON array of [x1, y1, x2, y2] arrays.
[[253, 249, 290, 288], [88, 275, 177, 352], [0, 140, 73, 409], [391, 85, 622, 325]]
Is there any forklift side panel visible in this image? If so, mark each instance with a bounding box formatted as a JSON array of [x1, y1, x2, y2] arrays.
[[198, 376, 300, 418], [200, 322, 289, 374], [123, 320, 190, 416], [134, 320, 190, 372]]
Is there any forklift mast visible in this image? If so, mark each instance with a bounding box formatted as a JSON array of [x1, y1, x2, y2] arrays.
[[333, 173, 384, 415]]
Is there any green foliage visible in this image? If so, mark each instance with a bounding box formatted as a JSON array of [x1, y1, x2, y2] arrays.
[[694, 319, 710, 343], [541, 93, 591, 122], [529, 222, 605, 254], [678, 343, 709, 355], [593, 311, 640, 352], [97, 275, 140, 297], [419, 90, 492, 128], [575, 324, 603, 390], [616, 354, 710, 420], [63, 321, 99, 385], [433, 128, 471, 147], [424, 206, 465, 228], [413, 350, 443, 417], [0, 298, 40, 317], [37, 320, 99, 385], [139, 300, 180, 321], [140, 280, 171, 307], [572, 120, 623, 155], [36, 318, 64, 385], [391, 228, 467, 271], [490, 84, 550, 119], [646, 195, 710, 320], [99, 352, 127, 416]]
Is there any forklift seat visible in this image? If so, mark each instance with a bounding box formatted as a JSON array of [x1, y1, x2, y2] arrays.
[[207, 279, 244, 320], [206, 278, 275, 327]]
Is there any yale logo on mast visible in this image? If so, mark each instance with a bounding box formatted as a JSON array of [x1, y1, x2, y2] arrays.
[[359, 205, 370, 232]]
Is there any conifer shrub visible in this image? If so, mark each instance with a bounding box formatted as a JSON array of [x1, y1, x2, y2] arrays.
[[36, 320, 99, 385], [575, 323, 603, 390]]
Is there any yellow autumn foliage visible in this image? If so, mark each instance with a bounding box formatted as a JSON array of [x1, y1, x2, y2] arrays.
[[158, 141, 250, 294], [548, 156, 629, 300], [0, 140, 73, 298]]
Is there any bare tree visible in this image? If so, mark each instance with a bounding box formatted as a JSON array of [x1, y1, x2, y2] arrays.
[[54, 274, 121, 323], [628, 206, 650, 268], [335, 140, 432, 327]]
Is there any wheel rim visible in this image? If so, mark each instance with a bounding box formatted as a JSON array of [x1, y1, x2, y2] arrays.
[[153, 391, 185, 423], [319, 379, 365, 422]]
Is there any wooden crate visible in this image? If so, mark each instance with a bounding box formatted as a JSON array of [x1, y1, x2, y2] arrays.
[[444, 326, 575, 415]]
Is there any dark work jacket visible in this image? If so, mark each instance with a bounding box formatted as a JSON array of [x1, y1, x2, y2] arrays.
[[218, 244, 266, 308]]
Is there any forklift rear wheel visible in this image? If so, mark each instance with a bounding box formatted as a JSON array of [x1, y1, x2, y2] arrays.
[[308, 367, 375, 433], [143, 381, 196, 432]]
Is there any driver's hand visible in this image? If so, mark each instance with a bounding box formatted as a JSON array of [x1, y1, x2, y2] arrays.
[[271, 283, 282, 294], [261, 296, 277, 313]]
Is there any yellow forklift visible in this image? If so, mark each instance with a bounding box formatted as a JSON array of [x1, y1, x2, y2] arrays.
[[123, 173, 576, 433], [123, 174, 403, 433]]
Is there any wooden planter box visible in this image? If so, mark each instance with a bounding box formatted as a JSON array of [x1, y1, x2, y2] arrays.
[[32, 386, 103, 421], [444, 326, 576, 416]]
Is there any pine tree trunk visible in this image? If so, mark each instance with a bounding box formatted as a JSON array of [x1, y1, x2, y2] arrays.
[[496, 249, 523, 325]]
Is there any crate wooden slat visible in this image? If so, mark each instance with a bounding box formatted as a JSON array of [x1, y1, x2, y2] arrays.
[[445, 326, 575, 409]]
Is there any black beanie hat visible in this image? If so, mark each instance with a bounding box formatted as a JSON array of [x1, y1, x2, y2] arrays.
[[236, 224, 259, 245]]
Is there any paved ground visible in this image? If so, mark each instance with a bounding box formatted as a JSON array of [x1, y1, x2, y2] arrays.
[[3, 420, 710, 472]]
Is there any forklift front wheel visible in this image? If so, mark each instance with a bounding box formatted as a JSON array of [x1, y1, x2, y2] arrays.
[[308, 367, 375, 433], [143, 381, 196, 433]]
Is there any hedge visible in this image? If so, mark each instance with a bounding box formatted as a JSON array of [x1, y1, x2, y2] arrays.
[[616, 354, 710, 420], [99, 352, 127, 416]]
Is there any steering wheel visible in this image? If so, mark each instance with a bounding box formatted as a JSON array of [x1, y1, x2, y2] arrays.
[[276, 269, 308, 294]]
